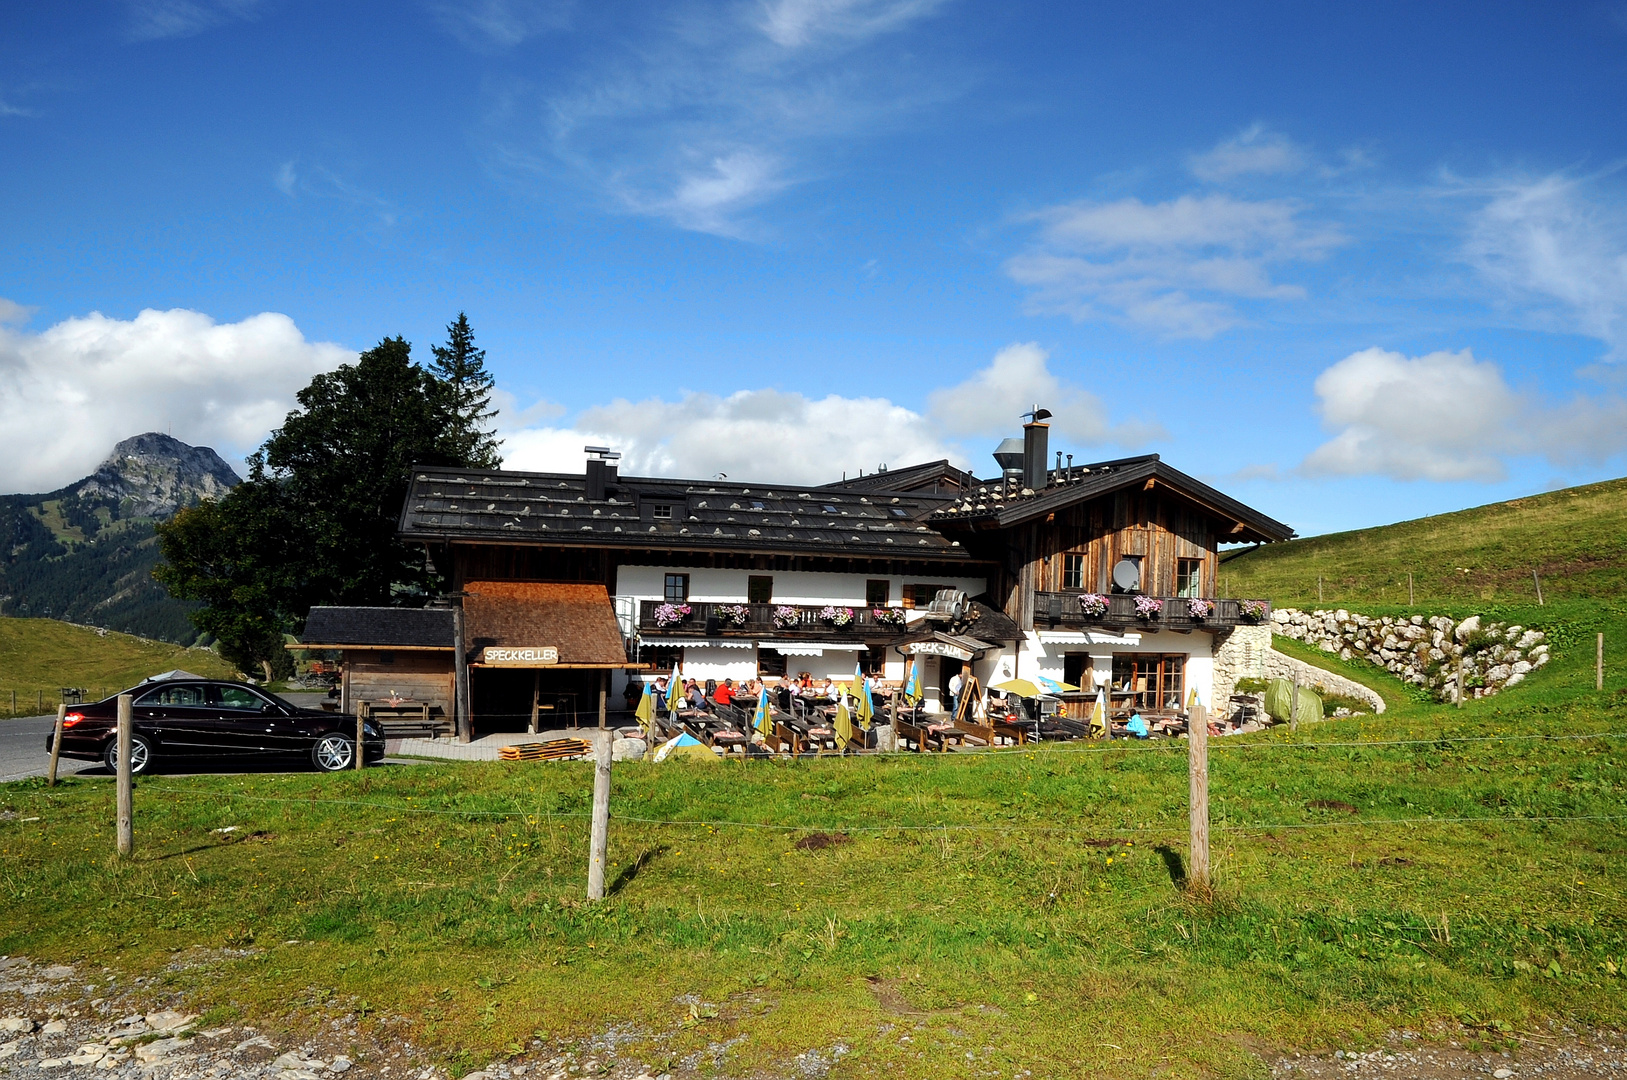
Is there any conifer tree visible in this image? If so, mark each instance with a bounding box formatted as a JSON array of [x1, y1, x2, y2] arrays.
[[429, 312, 501, 468]]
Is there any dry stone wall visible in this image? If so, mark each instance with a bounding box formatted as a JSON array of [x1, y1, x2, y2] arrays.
[[1211, 624, 1384, 715], [1269, 608, 1548, 702]]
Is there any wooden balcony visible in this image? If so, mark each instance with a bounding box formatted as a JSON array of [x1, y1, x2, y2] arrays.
[[637, 600, 909, 640], [1032, 592, 1269, 631]]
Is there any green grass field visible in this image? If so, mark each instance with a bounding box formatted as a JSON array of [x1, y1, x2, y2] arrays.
[[0, 616, 237, 716], [1220, 474, 1627, 609], [3, 484, 1627, 1077]]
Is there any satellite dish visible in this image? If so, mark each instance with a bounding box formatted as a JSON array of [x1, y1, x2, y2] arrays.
[[1111, 558, 1141, 592]]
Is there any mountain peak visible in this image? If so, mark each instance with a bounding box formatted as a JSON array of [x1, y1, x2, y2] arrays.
[[76, 432, 242, 518]]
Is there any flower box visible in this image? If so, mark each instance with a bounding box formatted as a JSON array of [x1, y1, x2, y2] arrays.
[[653, 603, 692, 627], [871, 607, 907, 627], [1133, 594, 1163, 620], [1239, 599, 1268, 622], [1078, 593, 1109, 617], [771, 605, 800, 629], [718, 604, 751, 627], [818, 605, 855, 627], [1186, 598, 1213, 620]]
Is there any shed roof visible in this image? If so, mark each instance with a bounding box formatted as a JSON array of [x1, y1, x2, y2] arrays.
[[463, 581, 628, 667], [300, 606, 455, 649]]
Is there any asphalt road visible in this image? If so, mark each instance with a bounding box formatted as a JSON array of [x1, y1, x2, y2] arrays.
[[0, 715, 100, 783]]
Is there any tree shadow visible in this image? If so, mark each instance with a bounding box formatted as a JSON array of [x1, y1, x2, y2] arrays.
[[608, 844, 668, 896], [1155, 844, 1187, 888]]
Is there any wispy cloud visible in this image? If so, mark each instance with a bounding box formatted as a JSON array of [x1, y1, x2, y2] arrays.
[[426, 0, 573, 49], [1005, 194, 1344, 338], [1462, 169, 1627, 357], [1188, 124, 1308, 182], [272, 160, 398, 228], [123, 0, 265, 41], [480, 0, 955, 237]]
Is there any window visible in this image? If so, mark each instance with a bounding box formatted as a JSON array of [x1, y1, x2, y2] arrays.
[[1111, 654, 1187, 713], [1109, 555, 1143, 594], [860, 645, 887, 676], [664, 574, 689, 602], [1063, 552, 1087, 590], [757, 648, 787, 679], [137, 684, 208, 707], [750, 500, 766, 511], [890, 507, 908, 518], [904, 583, 948, 608], [866, 579, 890, 606], [216, 686, 268, 710], [822, 504, 839, 514], [1176, 558, 1203, 598], [748, 575, 773, 604], [652, 504, 673, 520]]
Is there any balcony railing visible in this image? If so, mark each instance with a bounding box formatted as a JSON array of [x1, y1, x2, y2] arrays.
[[638, 601, 911, 639], [1033, 592, 1269, 631]]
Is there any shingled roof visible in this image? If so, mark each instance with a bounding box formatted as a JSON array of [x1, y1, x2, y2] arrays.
[[929, 454, 1295, 545], [300, 607, 455, 649], [399, 466, 971, 560], [464, 581, 628, 666]]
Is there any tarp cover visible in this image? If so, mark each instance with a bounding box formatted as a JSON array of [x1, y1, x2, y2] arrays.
[[1264, 678, 1323, 726]]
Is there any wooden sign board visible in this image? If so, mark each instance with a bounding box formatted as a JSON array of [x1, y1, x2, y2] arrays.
[[481, 646, 559, 666], [907, 640, 974, 662]]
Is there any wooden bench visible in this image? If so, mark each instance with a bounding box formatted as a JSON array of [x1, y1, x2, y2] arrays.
[[359, 700, 452, 740]]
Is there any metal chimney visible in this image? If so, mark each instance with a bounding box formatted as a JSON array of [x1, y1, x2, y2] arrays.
[[584, 445, 621, 501], [992, 438, 1025, 486], [1022, 408, 1051, 491]]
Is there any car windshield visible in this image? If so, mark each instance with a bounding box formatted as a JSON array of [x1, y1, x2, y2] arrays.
[[216, 686, 268, 709]]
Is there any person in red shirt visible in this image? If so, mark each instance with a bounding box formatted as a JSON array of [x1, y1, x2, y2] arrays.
[[714, 679, 735, 706]]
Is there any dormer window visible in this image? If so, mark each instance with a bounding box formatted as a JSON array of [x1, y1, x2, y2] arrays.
[[652, 504, 673, 520]]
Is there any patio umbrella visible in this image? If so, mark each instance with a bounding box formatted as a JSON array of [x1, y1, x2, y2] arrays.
[[834, 693, 854, 750], [1089, 686, 1108, 738], [990, 677, 1078, 698], [754, 684, 773, 737], [905, 661, 923, 703], [635, 682, 656, 745], [666, 664, 684, 715], [852, 662, 873, 728]]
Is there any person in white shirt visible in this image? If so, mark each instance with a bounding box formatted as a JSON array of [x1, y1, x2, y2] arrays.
[[948, 669, 965, 717]]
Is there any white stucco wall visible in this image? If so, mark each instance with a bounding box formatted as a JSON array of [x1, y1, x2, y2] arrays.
[[614, 566, 986, 607]]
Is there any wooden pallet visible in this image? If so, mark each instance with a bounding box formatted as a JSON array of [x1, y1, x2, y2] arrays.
[[498, 738, 593, 762]]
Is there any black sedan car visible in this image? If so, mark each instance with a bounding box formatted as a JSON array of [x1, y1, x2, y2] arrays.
[[48, 679, 385, 774]]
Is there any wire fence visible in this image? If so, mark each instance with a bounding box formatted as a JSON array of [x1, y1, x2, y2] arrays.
[[1, 689, 120, 719]]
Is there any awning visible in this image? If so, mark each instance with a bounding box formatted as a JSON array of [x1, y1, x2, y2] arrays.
[[644, 639, 756, 649], [1036, 630, 1142, 647], [766, 642, 869, 656], [465, 581, 630, 668]]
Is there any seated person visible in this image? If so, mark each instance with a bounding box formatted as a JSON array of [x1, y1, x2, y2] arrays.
[[686, 681, 707, 710], [1124, 710, 1150, 739], [714, 679, 735, 706]]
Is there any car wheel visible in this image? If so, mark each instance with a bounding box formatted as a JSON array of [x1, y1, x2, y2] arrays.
[[312, 734, 355, 772], [104, 734, 153, 775]]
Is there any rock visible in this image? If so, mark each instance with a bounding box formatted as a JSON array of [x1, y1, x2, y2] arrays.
[[1454, 615, 1481, 641], [610, 738, 647, 762], [40, 966, 74, 981], [145, 1010, 198, 1033], [0, 1018, 32, 1033], [273, 1051, 312, 1070], [462, 1072, 490, 1080], [67, 1046, 110, 1066], [41, 1019, 67, 1034], [1494, 1070, 1514, 1079], [0, 1042, 21, 1060], [36, 1058, 69, 1069], [1505, 672, 1525, 686], [1512, 660, 1532, 675], [330, 1056, 353, 1073], [1517, 630, 1543, 649], [134, 1037, 190, 1062]]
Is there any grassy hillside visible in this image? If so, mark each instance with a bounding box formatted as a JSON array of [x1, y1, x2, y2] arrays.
[[0, 616, 237, 716], [1220, 474, 1627, 609]]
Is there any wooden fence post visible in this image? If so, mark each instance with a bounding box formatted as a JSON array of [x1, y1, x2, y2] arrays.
[[355, 704, 365, 771], [598, 671, 608, 729], [1598, 633, 1605, 692], [1407, 572, 1414, 606], [1288, 678, 1300, 733], [47, 705, 66, 786], [1317, 577, 1324, 603], [1456, 656, 1465, 708], [1532, 570, 1544, 607], [116, 694, 133, 857], [586, 729, 613, 901], [1188, 704, 1210, 892]]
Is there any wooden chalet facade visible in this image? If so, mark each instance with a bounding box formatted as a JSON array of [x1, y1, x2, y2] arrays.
[[298, 420, 1293, 739]]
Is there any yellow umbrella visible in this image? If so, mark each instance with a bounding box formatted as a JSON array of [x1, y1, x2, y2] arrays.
[[990, 677, 1078, 698]]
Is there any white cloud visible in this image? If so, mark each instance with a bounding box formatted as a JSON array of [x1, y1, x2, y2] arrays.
[[426, 0, 573, 49], [1188, 124, 1308, 182], [499, 342, 1159, 483], [758, 0, 947, 48], [123, 0, 263, 41], [926, 341, 1163, 445], [0, 305, 351, 493], [1006, 194, 1343, 338], [274, 160, 297, 196], [490, 0, 951, 237], [1302, 346, 1627, 481], [1464, 172, 1627, 357]]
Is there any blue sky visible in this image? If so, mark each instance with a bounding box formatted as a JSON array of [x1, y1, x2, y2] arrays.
[[3, 1, 1627, 537]]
